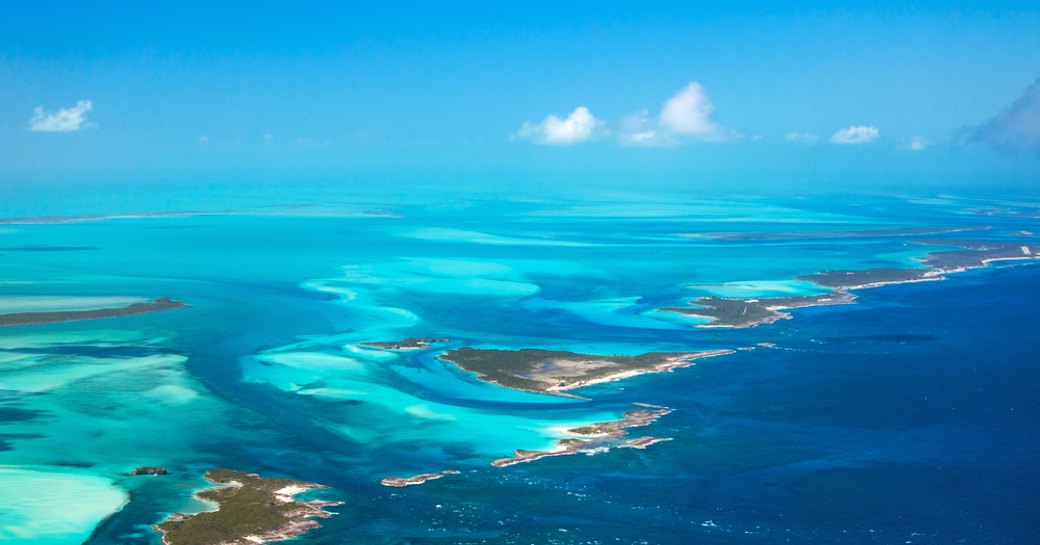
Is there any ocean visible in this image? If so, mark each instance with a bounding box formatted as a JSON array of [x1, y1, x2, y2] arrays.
[[0, 186, 1037, 544]]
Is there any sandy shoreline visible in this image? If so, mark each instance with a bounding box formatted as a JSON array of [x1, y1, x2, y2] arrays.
[[154, 470, 341, 545], [547, 349, 735, 394], [381, 470, 460, 488], [491, 406, 675, 468]]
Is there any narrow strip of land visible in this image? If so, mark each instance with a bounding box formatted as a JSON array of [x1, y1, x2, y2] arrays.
[[0, 296, 188, 327], [662, 241, 1040, 328]]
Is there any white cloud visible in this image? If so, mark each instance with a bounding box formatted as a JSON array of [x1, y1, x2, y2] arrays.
[[830, 125, 879, 144], [517, 106, 605, 145], [28, 100, 94, 132], [902, 135, 930, 151], [659, 82, 728, 139], [785, 131, 819, 143], [619, 82, 738, 145], [517, 82, 737, 147]]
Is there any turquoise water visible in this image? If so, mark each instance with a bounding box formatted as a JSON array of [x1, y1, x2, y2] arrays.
[[0, 187, 1037, 544]]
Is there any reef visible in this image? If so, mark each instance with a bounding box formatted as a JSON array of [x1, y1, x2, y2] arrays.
[[154, 469, 340, 545], [0, 296, 189, 327]]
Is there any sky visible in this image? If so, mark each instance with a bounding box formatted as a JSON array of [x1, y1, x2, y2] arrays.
[[1, 1, 1038, 193]]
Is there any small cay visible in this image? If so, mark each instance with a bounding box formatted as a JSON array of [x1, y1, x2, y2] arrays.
[[154, 469, 340, 545], [381, 470, 460, 488], [492, 407, 674, 467], [130, 466, 169, 476], [359, 337, 449, 350]]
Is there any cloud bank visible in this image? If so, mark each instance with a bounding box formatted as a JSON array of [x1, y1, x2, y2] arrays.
[[964, 78, 1040, 154], [830, 125, 879, 144], [28, 100, 94, 132], [517, 106, 605, 145]]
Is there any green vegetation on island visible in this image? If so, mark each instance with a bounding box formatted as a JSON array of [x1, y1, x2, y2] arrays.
[[795, 267, 935, 289], [130, 466, 169, 476], [438, 347, 731, 395], [920, 240, 1039, 271], [0, 296, 188, 327], [154, 469, 339, 545], [492, 407, 673, 467], [661, 292, 855, 328], [380, 470, 460, 487], [359, 337, 449, 350]]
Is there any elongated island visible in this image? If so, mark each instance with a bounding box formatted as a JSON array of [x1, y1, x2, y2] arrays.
[[0, 296, 189, 327], [662, 240, 1040, 328]]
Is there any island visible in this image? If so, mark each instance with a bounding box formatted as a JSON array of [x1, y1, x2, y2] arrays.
[[382, 347, 716, 483], [662, 240, 1040, 328], [918, 240, 1040, 272], [0, 296, 189, 327], [154, 469, 340, 545], [359, 337, 449, 350], [130, 466, 169, 476], [438, 347, 734, 396], [492, 407, 674, 467], [380, 470, 460, 488], [660, 291, 857, 328]]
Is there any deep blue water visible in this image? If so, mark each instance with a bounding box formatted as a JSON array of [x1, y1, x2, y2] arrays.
[[274, 265, 1039, 545]]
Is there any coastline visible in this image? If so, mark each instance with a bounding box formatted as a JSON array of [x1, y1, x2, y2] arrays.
[[154, 469, 341, 545], [0, 296, 189, 327], [545, 349, 735, 394], [663, 241, 1040, 329], [381, 470, 460, 488], [439, 347, 737, 399], [384, 407, 681, 482], [492, 407, 675, 468]]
